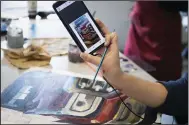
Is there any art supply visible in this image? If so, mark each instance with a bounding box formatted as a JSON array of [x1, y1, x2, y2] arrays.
[[1, 18, 12, 34], [68, 41, 84, 63], [92, 47, 108, 84], [37, 11, 55, 19], [7, 26, 24, 48], [28, 1, 37, 19]]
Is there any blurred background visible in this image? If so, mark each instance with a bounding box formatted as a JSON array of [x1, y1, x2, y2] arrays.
[[1, 1, 137, 51], [1, 1, 188, 73], [1, 1, 188, 51]]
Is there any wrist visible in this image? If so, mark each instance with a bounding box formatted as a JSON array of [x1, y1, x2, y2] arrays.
[[109, 70, 125, 87], [115, 70, 124, 83]]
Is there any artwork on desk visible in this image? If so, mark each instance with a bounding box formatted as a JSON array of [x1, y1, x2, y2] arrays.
[[1, 70, 146, 124], [120, 57, 138, 73], [69, 13, 101, 48]]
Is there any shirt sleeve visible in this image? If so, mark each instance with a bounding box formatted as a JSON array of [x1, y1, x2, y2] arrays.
[[155, 73, 188, 116]]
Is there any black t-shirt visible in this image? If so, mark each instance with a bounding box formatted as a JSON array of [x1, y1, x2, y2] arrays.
[[138, 73, 188, 124], [156, 72, 188, 124]]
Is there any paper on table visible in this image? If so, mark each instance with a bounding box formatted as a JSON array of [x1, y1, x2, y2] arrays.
[[1, 40, 24, 54], [2, 38, 71, 57], [1, 68, 116, 124]]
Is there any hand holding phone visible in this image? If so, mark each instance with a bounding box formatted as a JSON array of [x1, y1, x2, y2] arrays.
[[53, 1, 105, 54]]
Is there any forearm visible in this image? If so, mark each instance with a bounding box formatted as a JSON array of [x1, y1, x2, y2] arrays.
[[111, 72, 168, 108]]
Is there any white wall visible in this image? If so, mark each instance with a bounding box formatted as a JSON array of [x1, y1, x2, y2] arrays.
[[84, 1, 134, 52]]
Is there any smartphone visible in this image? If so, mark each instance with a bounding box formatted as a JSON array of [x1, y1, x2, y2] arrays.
[[53, 1, 105, 54]]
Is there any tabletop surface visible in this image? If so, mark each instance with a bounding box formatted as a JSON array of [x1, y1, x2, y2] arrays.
[[1, 18, 160, 124]]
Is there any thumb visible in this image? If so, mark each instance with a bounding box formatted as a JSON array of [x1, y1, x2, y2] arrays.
[[80, 53, 101, 66], [111, 32, 118, 44], [108, 32, 119, 51]]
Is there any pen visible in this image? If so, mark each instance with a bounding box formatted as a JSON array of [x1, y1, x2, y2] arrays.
[[92, 47, 108, 84]]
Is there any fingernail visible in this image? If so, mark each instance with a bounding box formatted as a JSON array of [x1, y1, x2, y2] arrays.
[[112, 32, 116, 36], [104, 42, 108, 46], [112, 32, 117, 39], [80, 53, 84, 58]]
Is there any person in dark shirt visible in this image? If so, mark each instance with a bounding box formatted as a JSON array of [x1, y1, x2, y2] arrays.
[[139, 73, 188, 124], [80, 19, 188, 124], [158, 73, 188, 124]]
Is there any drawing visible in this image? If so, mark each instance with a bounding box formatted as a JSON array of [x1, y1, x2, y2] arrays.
[[1, 70, 145, 124]]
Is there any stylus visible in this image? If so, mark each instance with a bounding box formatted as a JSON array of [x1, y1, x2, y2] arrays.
[[92, 47, 108, 84]]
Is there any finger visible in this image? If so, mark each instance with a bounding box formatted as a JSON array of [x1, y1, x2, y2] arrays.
[[104, 34, 111, 47], [110, 32, 119, 50], [95, 19, 110, 35], [80, 53, 101, 66], [111, 32, 118, 45], [105, 32, 117, 47]]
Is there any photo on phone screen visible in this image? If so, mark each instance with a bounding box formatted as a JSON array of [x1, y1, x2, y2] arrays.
[[54, 1, 105, 53], [70, 13, 102, 49]]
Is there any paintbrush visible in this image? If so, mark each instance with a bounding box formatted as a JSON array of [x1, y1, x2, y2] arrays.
[[91, 47, 108, 84], [92, 29, 115, 84]]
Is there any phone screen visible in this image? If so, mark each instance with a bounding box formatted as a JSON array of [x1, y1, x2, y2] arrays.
[[55, 1, 105, 53]]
